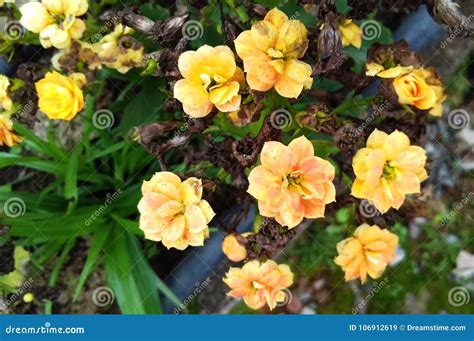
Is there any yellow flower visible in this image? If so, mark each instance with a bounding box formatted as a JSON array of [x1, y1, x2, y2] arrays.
[[92, 24, 144, 74], [222, 234, 247, 262], [351, 129, 428, 213], [339, 19, 362, 49], [365, 62, 413, 78], [0, 0, 15, 7], [234, 8, 312, 98], [248, 136, 336, 228], [0, 75, 12, 111], [0, 114, 22, 147], [35, 71, 84, 121], [20, 0, 88, 49], [173, 45, 243, 118], [392, 68, 443, 114], [223, 259, 293, 310], [418, 67, 446, 117], [138, 172, 215, 250], [335, 224, 398, 283]]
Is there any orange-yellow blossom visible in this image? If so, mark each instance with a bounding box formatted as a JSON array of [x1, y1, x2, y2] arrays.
[[173, 45, 244, 118], [248, 136, 336, 228], [138, 172, 215, 250], [393, 68, 445, 116], [0, 114, 22, 147], [339, 19, 362, 49], [35, 71, 84, 121], [365, 62, 413, 78], [234, 8, 312, 98], [222, 234, 247, 262], [223, 259, 293, 310], [351, 129, 428, 213], [335, 224, 398, 283]]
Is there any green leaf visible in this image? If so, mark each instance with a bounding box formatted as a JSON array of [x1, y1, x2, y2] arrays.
[[110, 214, 142, 236], [13, 123, 65, 160], [64, 145, 81, 201], [73, 225, 112, 301], [105, 229, 163, 314]]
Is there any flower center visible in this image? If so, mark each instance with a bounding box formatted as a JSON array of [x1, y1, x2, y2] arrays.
[[267, 48, 284, 60], [383, 162, 396, 181]]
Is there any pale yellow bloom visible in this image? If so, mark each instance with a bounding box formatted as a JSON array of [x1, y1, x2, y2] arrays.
[[20, 0, 88, 49], [35, 71, 84, 121], [0, 0, 15, 7], [91, 24, 144, 74], [0, 75, 12, 111], [174, 45, 244, 118], [339, 19, 362, 49], [335, 224, 398, 283], [138, 172, 215, 250], [223, 260, 293, 310], [351, 129, 428, 213], [365, 62, 413, 78], [234, 8, 312, 98], [0, 114, 22, 147], [222, 234, 247, 262], [248, 136, 336, 228]]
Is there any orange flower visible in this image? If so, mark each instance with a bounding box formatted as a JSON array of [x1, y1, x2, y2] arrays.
[[222, 234, 247, 262], [335, 224, 398, 283], [138, 172, 215, 250], [392, 67, 445, 116], [234, 8, 312, 98], [0, 114, 21, 147], [223, 259, 293, 310], [351, 129, 428, 213], [248, 136, 336, 228]]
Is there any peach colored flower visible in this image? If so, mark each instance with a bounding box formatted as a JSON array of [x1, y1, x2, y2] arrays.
[[223, 259, 293, 310], [248, 136, 336, 228], [339, 19, 362, 49], [173, 45, 244, 118], [0, 114, 21, 147], [222, 234, 247, 262], [234, 8, 312, 98], [335, 224, 398, 283], [138, 172, 215, 250], [351, 129, 428, 213]]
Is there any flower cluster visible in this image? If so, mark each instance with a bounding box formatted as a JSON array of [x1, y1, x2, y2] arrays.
[[335, 224, 398, 283], [138, 172, 215, 250], [223, 259, 293, 310], [351, 129, 428, 213]]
